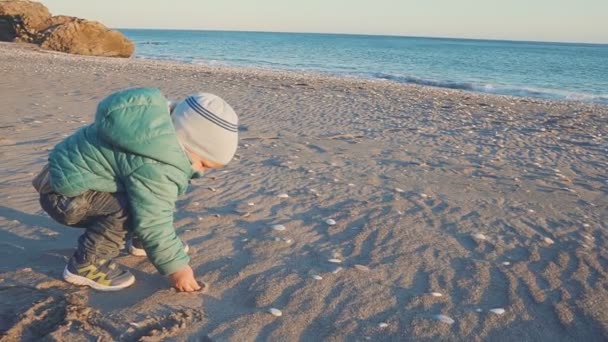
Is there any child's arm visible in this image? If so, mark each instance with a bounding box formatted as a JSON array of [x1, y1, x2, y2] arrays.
[[125, 163, 199, 291]]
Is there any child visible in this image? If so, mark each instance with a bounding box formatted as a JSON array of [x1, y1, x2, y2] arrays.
[[32, 87, 239, 292]]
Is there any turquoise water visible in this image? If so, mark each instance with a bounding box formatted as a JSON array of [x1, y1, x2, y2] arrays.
[[121, 29, 608, 103]]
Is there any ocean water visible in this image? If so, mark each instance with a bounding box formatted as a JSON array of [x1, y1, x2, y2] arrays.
[[121, 29, 608, 103]]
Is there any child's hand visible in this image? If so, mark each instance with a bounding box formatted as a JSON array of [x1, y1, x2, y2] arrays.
[[169, 265, 201, 292]]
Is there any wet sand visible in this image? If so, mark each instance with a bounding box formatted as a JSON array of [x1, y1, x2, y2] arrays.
[[1, 42, 607, 341]]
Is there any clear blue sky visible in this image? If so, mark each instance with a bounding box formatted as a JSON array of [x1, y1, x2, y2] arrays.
[[42, 0, 607, 43]]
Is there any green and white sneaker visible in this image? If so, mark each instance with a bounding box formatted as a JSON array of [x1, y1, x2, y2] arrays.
[[63, 255, 135, 291], [127, 237, 189, 257]]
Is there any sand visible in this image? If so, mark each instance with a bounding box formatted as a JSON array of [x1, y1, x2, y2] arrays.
[[1, 41, 607, 341]]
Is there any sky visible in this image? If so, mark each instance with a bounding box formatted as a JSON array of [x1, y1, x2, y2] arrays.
[[42, 0, 608, 44]]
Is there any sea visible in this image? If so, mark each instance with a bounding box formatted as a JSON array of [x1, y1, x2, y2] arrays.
[[120, 29, 608, 104]]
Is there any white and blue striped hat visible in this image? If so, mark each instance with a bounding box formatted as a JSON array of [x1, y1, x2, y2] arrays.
[[171, 93, 239, 165]]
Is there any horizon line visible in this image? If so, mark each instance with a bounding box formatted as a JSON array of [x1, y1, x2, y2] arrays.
[[114, 27, 608, 46]]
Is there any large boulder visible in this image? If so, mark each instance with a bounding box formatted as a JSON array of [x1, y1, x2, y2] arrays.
[[0, 0, 51, 42], [39, 19, 134, 57]]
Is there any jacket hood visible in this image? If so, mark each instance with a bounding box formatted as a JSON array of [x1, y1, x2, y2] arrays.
[[94, 87, 192, 174]]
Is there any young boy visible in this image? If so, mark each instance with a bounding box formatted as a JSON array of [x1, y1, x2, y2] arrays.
[[33, 87, 238, 292]]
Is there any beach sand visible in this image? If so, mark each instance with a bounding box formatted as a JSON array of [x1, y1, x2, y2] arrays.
[[1, 42, 607, 341]]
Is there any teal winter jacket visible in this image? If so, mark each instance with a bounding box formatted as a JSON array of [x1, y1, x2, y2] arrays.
[[48, 87, 194, 275]]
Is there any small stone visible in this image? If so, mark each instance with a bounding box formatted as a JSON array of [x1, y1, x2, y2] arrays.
[[378, 322, 389, 328], [332, 267, 343, 274], [21, 268, 33, 272], [282, 238, 293, 244], [129, 322, 140, 328], [544, 237, 555, 245], [348, 183, 355, 187], [472, 233, 487, 241], [268, 308, 282, 317], [476, 308, 483, 313], [583, 223, 590, 228], [328, 258, 342, 264], [354, 264, 370, 272], [420, 193, 429, 198], [208, 187, 217, 192], [247, 202, 255, 206], [490, 308, 505, 315], [430, 292, 443, 297], [241, 212, 251, 218], [395, 188, 405, 193], [502, 262, 511, 266], [277, 193, 289, 198], [312, 275, 323, 280], [272, 224, 286, 231], [528, 209, 535, 213], [192, 202, 200, 206], [325, 219, 337, 226], [435, 314, 455, 324]]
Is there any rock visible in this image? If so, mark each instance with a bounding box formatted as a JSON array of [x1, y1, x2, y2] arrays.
[[0, 0, 51, 42], [0, 1, 134, 57], [434, 314, 455, 324], [40, 19, 134, 57], [490, 308, 505, 315], [268, 308, 282, 317]]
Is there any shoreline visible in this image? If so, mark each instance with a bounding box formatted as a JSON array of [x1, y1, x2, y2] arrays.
[[2, 41, 606, 106], [1, 40, 607, 341]]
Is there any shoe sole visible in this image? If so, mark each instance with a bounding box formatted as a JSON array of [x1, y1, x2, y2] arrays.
[[63, 266, 135, 291], [128, 242, 189, 257]]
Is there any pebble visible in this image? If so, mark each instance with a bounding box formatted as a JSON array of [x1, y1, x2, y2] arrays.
[[434, 314, 455, 325], [192, 202, 200, 206], [312, 275, 323, 280], [332, 267, 343, 274], [354, 264, 370, 272], [430, 292, 443, 297], [395, 187, 405, 193], [490, 308, 505, 315], [378, 322, 389, 328], [277, 193, 289, 198], [328, 258, 342, 264], [543, 237, 555, 245], [325, 219, 337, 226], [420, 193, 429, 198], [208, 187, 217, 192], [502, 262, 511, 266], [348, 183, 355, 187], [268, 308, 282, 317], [272, 224, 286, 231], [472, 233, 487, 241], [247, 202, 255, 206], [583, 223, 590, 228], [475, 308, 483, 313]]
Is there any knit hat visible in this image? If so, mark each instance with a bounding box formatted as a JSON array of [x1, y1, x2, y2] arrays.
[[171, 93, 239, 166]]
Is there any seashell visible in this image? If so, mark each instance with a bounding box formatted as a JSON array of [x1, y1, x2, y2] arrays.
[[241, 212, 251, 218], [208, 187, 217, 192], [272, 224, 286, 231], [420, 193, 429, 198], [583, 223, 590, 228], [354, 264, 370, 272], [472, 233, 487, 241], [325, 219, 337, 226], [312, 275, 323, 280], [434, 314, 455, 324], [129, 322, 140, 328], [247, 202, 255, 206], [332, 267, 343, 274], [378, 322, 389, 328], [192, 202, 200, 206], [328, 258, 342, 264], [395, 187, 405, 193], [543, 237, 555, 245], [490, 308, 505, 315], [502, 262, 511, 266], [268, 308, 282, 317], [430, 292, 443, 297], [348, 183, 355, 187], [282, 238, 293, 244], [277, 193, 289, 198]]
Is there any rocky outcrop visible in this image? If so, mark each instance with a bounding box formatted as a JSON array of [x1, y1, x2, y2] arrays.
[[0, 1, 134, 58], [0, 0, 50, 42], [40, 19, 134, 57]]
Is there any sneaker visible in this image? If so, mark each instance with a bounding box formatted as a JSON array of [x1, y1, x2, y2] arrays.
[[63, 255, 135, 291], [128, 237, 189, 257]]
